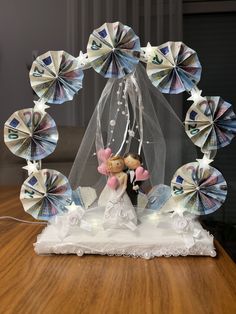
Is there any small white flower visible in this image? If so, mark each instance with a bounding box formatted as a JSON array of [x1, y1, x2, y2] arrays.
[[69, 213, 80, 226], [128, 130, 135, 137], [172, 216, 190, 233]]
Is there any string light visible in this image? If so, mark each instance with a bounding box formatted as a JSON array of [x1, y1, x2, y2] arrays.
[[109, 120, 116, 126]]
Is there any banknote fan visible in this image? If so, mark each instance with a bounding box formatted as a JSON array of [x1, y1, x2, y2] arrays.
[[4, 108, 58, 160], [185, 96, 236, 155], [171, 162, 227, 215], [20, 169, 72, 220], [87, 22, 140, 78], [146, 42, 201, 94], [30, 51, 84, 104]]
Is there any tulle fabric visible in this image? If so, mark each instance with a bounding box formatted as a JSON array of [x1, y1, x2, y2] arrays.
[[69, 63, 196, 199]]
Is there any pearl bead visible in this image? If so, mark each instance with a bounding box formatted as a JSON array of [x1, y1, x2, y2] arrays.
[[110, 120, 116, 126]]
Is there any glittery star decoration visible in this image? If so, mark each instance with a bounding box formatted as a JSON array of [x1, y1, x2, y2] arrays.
[[196, 155, 214, 169], [77, 51, 89, 68], [141, 42, 153, 62], [187, 88, 206, 105], [22, 160, 40, 175], [33, 100, 50, 113]]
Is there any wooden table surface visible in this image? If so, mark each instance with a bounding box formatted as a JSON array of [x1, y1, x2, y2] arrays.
[[0, 187, 236, 314]]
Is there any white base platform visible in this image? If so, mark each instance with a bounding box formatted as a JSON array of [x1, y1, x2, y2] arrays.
[[34, 209, 216, 259]]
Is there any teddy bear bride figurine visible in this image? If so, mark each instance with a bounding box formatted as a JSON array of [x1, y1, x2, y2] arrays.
[[98, 155, 137, 231]]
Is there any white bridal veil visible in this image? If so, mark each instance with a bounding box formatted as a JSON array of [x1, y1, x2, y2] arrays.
[[69, 63, 195, 197]]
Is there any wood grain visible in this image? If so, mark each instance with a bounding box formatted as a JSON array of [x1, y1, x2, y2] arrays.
[[0, 186, 236, 314]]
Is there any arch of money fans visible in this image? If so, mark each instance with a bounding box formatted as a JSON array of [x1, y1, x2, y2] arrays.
[[3, 22, 235, 258]]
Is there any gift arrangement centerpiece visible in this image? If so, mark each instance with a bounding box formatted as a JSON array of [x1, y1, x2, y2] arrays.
[[4, 22, 235, 259]]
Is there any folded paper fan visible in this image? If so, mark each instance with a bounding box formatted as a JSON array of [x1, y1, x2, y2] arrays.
[[171, 162, 227, 215], [146, 42, 201, 94], [185, 97, 236, 152], [29, 51, 84, 104], [4, 108, 58, 160], [87, 22, 140, 78], [20, 169, 72, 220]]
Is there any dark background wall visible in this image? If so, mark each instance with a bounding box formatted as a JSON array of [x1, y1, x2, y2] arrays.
[[0, 0, 75, 129], [183, 2, 236, 258], [183, 9, 236, 225]]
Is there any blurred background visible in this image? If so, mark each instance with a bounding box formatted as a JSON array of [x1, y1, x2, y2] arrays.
[[0, 0, 236, 259]]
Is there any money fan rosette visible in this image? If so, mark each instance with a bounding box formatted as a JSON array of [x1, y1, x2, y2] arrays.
[[20, 169, 72, 220], [185, 97, 236, 153], [4, 108, 58, 160], [146, 42, 201, 94], [87, 22, 140, 78], [171, 162, 227, 215], [29, 51, 84, 104]]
